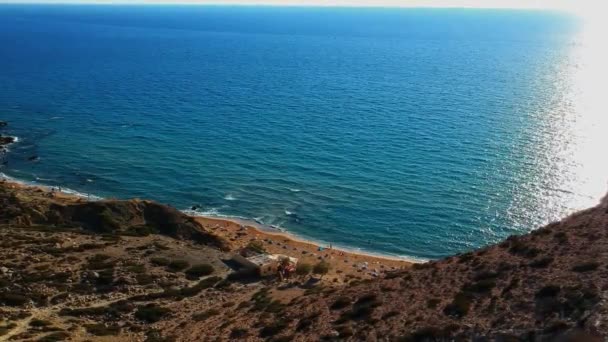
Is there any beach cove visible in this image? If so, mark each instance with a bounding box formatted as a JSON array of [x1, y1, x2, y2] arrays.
[[0, 177, 412, 282]]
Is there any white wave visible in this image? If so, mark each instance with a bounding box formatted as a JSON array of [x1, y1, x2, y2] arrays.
[[182, 208, 253, 225], [60, 188, 103, 201], [224, 194, 236, 201], [288, 188, 301, 192], [50, 116, 63, 120], [285, 210, 294, 216], [0, 172, 102, 201]]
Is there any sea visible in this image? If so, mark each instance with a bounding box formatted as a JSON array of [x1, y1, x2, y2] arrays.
[[1, 4, 606, 260]]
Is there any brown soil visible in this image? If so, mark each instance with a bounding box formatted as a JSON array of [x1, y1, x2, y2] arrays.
[[1, 180, 607, 341]]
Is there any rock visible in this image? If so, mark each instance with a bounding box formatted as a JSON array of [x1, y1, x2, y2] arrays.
[[0, 136, 15, 145], [27, 155, 40, 162], [0, 121, 7, 127], [0, 266, 9, 274], [328, 330, 340, 337]]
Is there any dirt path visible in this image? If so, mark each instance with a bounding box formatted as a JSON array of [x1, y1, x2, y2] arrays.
[[1, 294, 139, 341]]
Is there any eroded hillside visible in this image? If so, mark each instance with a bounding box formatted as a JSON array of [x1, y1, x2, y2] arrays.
[[0, 181, 607, 341]]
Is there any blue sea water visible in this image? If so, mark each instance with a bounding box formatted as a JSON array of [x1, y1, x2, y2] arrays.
[[1, 5, 605, 260]]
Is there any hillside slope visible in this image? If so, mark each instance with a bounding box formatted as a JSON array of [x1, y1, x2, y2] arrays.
[[0, 181, 607, 341], [184, 194, 608, 341]]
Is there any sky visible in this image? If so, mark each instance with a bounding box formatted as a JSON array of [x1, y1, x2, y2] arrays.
[[0, 0, 589, 12]]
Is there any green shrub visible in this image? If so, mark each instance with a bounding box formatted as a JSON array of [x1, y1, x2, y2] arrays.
[[335, 325, 354, 337], [127, 264, 146, 274], [427, 298, 441, 309], [85, 324, 120, 336], [99, 209, 120, 232], [295, 263, 312, 277], [330, 297, 351, 310], [381, 311, 399, 320], [185, 264, 214, 278], [167, 260, 190, 272], [312, 261, 330, 278], [136, 273, 155, 285], [259, 319, 288, 338], [153, 242, 171, 251], [38, 332, 71, 342], [572, 262, 599, 273], [30, 319, 52, 327], [463, 279, 496, 293], [443, 292, 472, 318], [230, 328, 249, 339], [192, 308, 220, 321], [536, 285, 561, 299], [150, 257, 170, 266], [529, 257, 553, 268], [135, 304, 171, 323], [246, 241, 266, 254], [86, 254, 116, 270], [124, 225, 159, 237], [0, 293, 30, 306], [95, 269, 115, 286], [59, 300, 134, 318]]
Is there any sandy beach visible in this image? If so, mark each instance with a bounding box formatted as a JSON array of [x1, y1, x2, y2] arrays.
[[193, 215, 412, 281]]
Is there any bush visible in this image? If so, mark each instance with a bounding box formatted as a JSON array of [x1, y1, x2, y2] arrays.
[[192, 308, 220, 321], [59, 300, 134, 318], [38, 332, 71, 342], [246, 241, 266, 254], [427, 298, 440, 309], [95, 269, 115, 286], [167, 260, 190, 272], [136, 273, 155, 285], [335, 325, 354, 337], [259, 319, 288, 338], [230, 328, 249, 339], [86, 254, 116, 270], [85, 324, 120, 336], [330, 296, 351, 310], [463, 279, 496, 293], [313, 261, 330, 278], [30, 319, 52, 327], [150, 257, 170, 266], [135, 304, 171, 323], [124, 225, 158, 237], [529, 257, 553, 268], [536, 285, 561, 299], [127, 264, 146, 274], [0, 293, 30, 306], [443, 292, 472, 318], [295, 263, 312, 277], [185, 264, 214, 278], [572, 262, 599, 273]]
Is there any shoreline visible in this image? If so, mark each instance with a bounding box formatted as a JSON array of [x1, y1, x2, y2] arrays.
[[0, 130, 418, 264], [190, 213, 423, 263], [0, 177, 415, 278]]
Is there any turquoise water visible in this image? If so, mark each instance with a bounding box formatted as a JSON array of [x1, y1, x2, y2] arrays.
[[1, 5, 605, 260]]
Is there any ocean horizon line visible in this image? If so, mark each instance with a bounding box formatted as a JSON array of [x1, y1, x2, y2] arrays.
[[0, 1, 575, 13]]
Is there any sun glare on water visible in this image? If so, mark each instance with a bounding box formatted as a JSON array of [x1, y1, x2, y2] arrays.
[[529, 2, 608, 223]]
